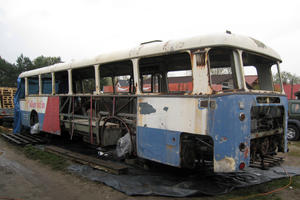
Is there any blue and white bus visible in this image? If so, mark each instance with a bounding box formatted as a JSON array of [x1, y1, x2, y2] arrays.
[[14, 32, 287, 172]]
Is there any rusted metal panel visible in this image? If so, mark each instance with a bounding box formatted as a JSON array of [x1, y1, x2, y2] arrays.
[[191, 49, 212, 95]]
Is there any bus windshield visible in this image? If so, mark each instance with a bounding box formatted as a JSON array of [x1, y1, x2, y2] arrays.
[[209, 48, 239, 92], [208, 48, 282, 93], [242, 51, 281, 92]]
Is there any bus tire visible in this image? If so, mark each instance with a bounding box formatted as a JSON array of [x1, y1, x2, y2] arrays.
[[287, 124, 299, 141]]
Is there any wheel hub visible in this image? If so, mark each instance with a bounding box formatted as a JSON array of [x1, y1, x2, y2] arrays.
[[287, 128, 296, 140]]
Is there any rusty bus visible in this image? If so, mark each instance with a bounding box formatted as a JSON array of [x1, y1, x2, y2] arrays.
[[14, 32, 288, 172]]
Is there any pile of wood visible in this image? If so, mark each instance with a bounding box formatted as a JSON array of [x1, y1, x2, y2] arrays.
[[0, 87, 17, 109]]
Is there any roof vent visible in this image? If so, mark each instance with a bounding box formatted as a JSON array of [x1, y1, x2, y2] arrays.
[[140, 40, 163, 45], [226, 30, 232, 34]]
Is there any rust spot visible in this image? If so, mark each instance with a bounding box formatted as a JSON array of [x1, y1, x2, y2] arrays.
[[166, 144, 174, 150], [220, 136, 227, 143], [162, 41, 170, 51], [244, 147, 249, 159]]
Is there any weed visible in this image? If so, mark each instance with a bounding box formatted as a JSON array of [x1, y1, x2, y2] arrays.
[[290, 142, 300, 148], [215, 174, 299, 200], [23, 144, 69, 170]]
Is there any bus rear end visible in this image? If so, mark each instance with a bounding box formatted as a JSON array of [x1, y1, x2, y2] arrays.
[[137, 44, 287, 173], [188, 47, 287, 172]]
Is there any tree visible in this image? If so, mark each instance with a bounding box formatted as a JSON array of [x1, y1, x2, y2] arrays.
[[33, 55, 62, 69], [273, 71, 300, 84], [0, 56, 18, 87], [16, 54, 33, 72], [0, 54, 63, 87]]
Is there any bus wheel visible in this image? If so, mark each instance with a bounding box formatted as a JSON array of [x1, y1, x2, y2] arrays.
[[29, 110, 40, 134], [287, 124, 299, 141]]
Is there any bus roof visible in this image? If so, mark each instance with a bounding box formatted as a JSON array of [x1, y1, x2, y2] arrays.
[[19, 33, 281, 78]]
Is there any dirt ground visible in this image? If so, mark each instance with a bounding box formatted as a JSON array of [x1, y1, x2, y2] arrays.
[[1, 134, 300, 200]]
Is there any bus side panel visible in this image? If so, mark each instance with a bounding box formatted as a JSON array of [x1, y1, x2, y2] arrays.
[[137, 126, 181, 166], [208, 95, 253, 172], [19, 96, 60, 135], [42, 96, 60, 135], [137, 97, 207, 134], [136, 97, 208, 167], [20, 97, 47, 128]]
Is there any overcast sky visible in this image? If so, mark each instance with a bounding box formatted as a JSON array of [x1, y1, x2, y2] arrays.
[[0, 0, 299, 75]]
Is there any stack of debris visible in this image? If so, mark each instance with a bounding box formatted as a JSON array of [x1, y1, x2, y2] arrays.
[[0, 87, 17, 109]]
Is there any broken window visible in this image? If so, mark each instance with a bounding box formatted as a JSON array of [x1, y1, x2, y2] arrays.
[[100, 60, 134, 94], [114, 75, 132, 93], [167, 70, 192, 93], [140, 74, 162, 93], [41, 73, 52, 94], [242, 52, 279, 91], [271, 64, 282, 92], [101, 77, 113, 93], [139, 52, 192, 93], [141, 74, 152, 92], [243, 66, 259, 90], [54, 71, 68, 94], [28, 75, 39, 95], [72, 66, 95, 94], [209, 48, 238, 92]]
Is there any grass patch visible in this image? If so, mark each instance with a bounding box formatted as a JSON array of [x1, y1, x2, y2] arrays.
[[23, 144, 69, 170], [0, 127, 69, 171], [287, 151, 300, 157], [289, 141, 300, 148], [287, 141, 300, 156], [291, 175, 300, 188]]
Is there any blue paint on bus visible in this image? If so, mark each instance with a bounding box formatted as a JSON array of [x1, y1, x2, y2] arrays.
[[137, 94, 288, 170], [20, 110, 45, 129], [137, 126, 181, 167]]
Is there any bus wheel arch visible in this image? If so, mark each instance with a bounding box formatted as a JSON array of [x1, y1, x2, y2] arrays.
[[30, 110, 39, 126]]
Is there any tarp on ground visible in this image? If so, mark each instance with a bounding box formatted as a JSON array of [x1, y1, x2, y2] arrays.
[[68, 164, 300, 197]]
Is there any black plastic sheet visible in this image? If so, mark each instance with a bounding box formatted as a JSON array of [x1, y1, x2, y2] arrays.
[[68, 164, 300, 197]]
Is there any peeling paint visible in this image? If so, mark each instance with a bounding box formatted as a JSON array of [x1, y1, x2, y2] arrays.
[[214, 157, 236, 172], [139, 102, 156, 115], [219, 136, 228, 143], [244, 147, 249, 159], [137, 97, 207, 134], [166, 144, 175, 150]]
